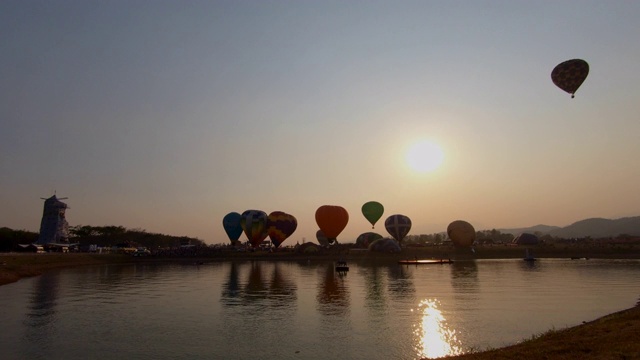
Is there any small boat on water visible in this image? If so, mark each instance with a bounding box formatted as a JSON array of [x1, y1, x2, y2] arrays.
[[570, 257, 590, 260], [523, 248, 537, 262], [398, 259, 453, 265], [335, 260, 349, 272]]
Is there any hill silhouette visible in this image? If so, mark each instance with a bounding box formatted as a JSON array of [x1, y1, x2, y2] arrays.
[[499, 216, 640, 238]]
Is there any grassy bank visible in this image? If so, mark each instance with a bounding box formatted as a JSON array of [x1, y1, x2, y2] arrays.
[[448, 303, 640, 360]]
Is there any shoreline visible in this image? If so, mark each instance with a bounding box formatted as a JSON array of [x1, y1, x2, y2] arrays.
[[2, 251, 639, 359], [2, 246, 639, 286]]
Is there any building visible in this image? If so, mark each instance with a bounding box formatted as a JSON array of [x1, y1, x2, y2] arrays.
[[36, 195, 70, 245]]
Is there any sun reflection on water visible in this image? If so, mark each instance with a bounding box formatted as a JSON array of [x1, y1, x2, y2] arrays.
[[413, 299, 462, 359]]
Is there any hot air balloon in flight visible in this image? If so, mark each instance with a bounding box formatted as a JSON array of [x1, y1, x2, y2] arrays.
[[316, 230, 330, 247], [551, 59, 589, 98], [222, 212, 243, 244], [315, 205, 349, 243], [267, 211, 298, 249], [447, 220, 476, 248], [361, 201, 384, 229], [384, 214, 411, 245], [240, 210, 269, 248]]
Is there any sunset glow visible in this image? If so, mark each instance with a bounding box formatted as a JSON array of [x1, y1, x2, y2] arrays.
[[406, 140, 445, 173]]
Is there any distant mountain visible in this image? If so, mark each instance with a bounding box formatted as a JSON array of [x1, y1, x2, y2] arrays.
[[548, 216, 640, 238], [498, 216, 640, 238]]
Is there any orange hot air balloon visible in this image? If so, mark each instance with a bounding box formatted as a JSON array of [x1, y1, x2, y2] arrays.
[[315, 205, 349, 241]]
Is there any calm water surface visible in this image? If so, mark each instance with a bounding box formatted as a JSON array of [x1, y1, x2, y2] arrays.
[[0, 259, 638, 360]]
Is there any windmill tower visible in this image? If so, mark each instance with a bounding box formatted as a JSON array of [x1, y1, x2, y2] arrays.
[[36, 195, 70, 245]]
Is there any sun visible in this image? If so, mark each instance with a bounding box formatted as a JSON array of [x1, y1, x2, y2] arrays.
[[406, 140, 444, 173]]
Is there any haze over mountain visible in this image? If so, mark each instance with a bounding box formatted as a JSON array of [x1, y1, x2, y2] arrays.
[[499, 216, 640, 238]]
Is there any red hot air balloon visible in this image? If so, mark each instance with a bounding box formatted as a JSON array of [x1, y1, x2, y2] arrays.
[[267, 211, 298, 248], [315, 205, 349, 242], [384, 214, 412, 245], [240, 210, 269, 248]]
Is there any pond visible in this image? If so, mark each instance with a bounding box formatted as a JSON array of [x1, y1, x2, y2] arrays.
[[0, 258, 638, 360]]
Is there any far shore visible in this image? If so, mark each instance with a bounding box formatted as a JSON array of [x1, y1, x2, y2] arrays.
[[1, 248, 639, 359], [2, 244, 639, 287]]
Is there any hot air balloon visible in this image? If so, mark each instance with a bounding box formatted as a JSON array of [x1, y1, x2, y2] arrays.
[[384, 214, 411, 245], [267, 211, 297, 248], [297, 241, 321, 254], [315, 205, 349, 242], [368, 238, 402, 253], [512, 232, 539, 246], [222, 212, 243, 244], [356, 232, 383, 248], [447, 220, 476, 247], [316, 230, 330, 247], [361, 201, 384, 229], [240, 210, 268, 248], [551, 59, 589, 98]]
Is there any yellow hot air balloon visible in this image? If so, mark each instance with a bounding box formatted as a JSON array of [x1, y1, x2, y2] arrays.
[[447, 220, 476, 247]]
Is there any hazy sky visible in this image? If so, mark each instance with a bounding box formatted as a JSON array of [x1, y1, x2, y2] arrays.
[[2, 1, 639, 244]]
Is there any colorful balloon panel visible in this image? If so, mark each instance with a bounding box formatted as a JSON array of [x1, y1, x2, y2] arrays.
[[447, 220, 476, 247], [315, 205, 349, 240], [267, 211, 297, 248], [361, 201, 384, 228], [222, 212, 243, 243], [384, 214, 412, 244], [551, 59, 589, 98], [241, 210, 269, 248]]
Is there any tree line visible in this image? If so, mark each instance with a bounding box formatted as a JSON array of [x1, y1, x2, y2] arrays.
[[0, 226, 204, 252], [402, 229, 549, 245]]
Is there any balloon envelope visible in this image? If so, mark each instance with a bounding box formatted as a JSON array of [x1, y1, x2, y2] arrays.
[[447, 220, 476, 247], [267, 211, 297, 248], [384, 214, 412, 244], [361, 201, 384, 228], [316, 230, 330, 247], [512, 233, 539, 246], [241, 210, 269, 248], [222, 212, 243, 243], [356, 232, 383, 248], [315, 205, 349, 240], [297, 242, 321, 254], [551, 59, 589, 98], [369, 238, 402, 253]]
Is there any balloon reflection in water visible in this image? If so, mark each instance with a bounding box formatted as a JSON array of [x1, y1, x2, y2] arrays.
[[413, 299, 462, 359]]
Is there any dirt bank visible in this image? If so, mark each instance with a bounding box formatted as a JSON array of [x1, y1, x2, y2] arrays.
[[447, 303, 640, 359]]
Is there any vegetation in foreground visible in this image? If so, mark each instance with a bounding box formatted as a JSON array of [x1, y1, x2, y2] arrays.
[[447, 302, 640, 360]]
